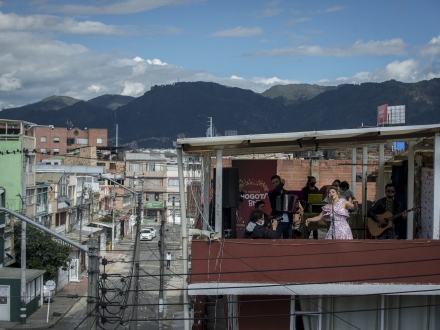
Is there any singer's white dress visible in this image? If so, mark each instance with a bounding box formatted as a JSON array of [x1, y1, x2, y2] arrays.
[[322, 198, 353, 239]]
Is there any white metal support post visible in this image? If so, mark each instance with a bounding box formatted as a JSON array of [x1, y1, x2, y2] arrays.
[[202, 153, 211, 230], [87, 237, 99, 330], [177, 147, 190, 330], [289, 295, 295, 330], [215, 149, 223, 236], [133, 192, 142, 330], [407, 140, 415, 240], [112, 182, 116, 250], [351, 148, 357, 195], [362, 147, 368, 220], [378, 144, 385, 199], [20, 153, 27, 324], [433, 133, 440, 239]]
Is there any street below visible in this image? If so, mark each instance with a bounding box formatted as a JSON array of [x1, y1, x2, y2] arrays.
[[54, 222, 184, 330]]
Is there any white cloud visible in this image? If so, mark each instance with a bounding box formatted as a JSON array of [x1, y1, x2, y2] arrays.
[[384, 59, 420, 81], [0, 71, 22, 92], [0, 11, 127, 35], [284, 18, 311, 27], [40, 0, 201, 15], [88, 84, 105, 93], [416, 35, 440, 57], [210, 26, 263, 37], [316, 58, 439, 85], [121, 81, 146, 97], [0, 28, 438, 109], [243, 38, 407, 57]]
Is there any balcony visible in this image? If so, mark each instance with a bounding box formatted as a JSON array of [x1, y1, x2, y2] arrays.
[[36, 203, 48, 215], [26, 172, 35, 186], [190, 239, 440, 330], [189, 239, 440, 296], [22, 136, 35, 150]]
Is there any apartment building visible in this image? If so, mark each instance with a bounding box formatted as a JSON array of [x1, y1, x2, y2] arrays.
[[125, 149, 201, 224], [28, 126, 107, 162]]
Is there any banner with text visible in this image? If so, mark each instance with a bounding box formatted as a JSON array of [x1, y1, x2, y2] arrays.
[[232, 159, 277, 238]]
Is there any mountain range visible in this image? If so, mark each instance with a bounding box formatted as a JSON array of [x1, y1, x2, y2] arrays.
[[1, 79, 440, 148]]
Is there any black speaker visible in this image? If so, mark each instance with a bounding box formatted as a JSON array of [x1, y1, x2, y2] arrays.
[[213, 167, 239, 208]]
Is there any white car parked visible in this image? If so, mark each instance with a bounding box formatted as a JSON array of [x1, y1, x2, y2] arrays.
[[144, 227, 157, 238], [140, 228, 153, 241]]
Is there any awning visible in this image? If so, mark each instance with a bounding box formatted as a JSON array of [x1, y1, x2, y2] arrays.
[[176, 123, 440, 156], [119, 214, 130, 221], [91, 221, 117, 228]]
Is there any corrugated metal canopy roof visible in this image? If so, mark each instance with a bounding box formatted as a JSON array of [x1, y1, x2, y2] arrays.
[[36, 172, 64, 183], [176, 124, 440, 156]]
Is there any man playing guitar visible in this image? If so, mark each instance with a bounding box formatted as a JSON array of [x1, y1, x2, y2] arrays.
[[367, 183, 407, 239]]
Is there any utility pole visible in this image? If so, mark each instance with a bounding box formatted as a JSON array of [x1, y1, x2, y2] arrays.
[[158, 210, 166, 329], [132, 192, 142, 330], [111, 182, 116, 250], [115, 124, 118, 147], [87, 237, 99, 330], [172, 196, 175, 226], [78, 178, 85, 245], [20, 152, 27, 324]]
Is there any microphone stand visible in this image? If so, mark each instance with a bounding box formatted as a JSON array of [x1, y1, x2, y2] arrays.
[[331, 197, 336, 239]]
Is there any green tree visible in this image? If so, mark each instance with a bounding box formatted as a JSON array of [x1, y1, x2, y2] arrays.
[[13, 224, 72, 281]]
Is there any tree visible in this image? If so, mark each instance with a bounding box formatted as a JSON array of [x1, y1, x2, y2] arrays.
[[13, 224, 72, 281]]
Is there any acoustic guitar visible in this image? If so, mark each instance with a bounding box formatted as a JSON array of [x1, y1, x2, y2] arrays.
[[367, 207, 420, 237]]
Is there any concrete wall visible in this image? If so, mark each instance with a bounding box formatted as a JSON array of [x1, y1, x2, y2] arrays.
[[0, 139, 24, 212]]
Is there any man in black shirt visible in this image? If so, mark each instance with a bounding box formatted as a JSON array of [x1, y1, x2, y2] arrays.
[[367, 183, 407, 239], [301, 176, 320, 239]]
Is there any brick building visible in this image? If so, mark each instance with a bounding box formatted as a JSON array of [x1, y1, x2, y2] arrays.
[[28, 126, 107, 162]]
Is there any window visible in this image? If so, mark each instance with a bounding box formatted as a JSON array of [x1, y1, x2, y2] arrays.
[[36, 277, 41, 297], [67, 138, 75, 146], [186, 164, 201, 171], [53, 148, 60, 155], [26, 188, 35, 205], [97, 138, 103, 144], [129, 163, 143, 172], [77, 138, 88, 145], [68, 186, 74, 199], [147, 163, 164, 172], [110, 163, 116, 170], [41, 136, 47, 142], [146, 193, 163, 201], [53, 137, 60, 143], [168, 194, 180, 203], [146, 179, 162, 187], [168, 178, 179, 186], [40, 148, 47, 154], [27, 155, 35, 172], [97, 162, 105, 167], [170, 209, 181, 217], [4, 237, 11, 250]]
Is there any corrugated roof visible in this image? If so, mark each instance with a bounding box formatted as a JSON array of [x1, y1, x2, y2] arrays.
[[36, 172, 64, 183], [176, 124, 440, 156], [36, 165, 106, 174], [0, 268, 45, 281]]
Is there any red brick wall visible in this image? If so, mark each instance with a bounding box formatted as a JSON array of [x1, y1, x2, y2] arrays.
[[212, 157, 377, 202], [29, 126, 107, 162]]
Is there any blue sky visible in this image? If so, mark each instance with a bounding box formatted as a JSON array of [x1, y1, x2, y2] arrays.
[[0, 0, 439, 108]]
